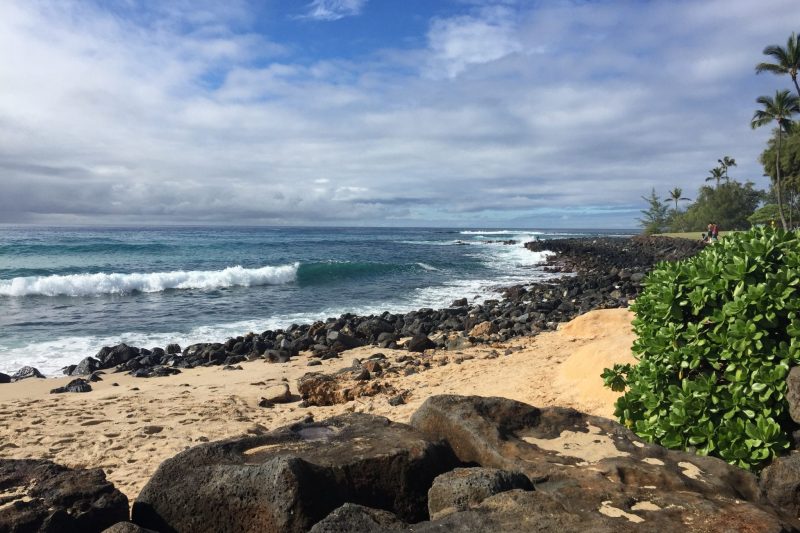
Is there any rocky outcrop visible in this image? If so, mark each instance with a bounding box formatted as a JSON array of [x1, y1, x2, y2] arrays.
[[406, 395, 795, 532], [131, 413, 459, 533], [121, 395, 799, 532], [525, 235, 705, 274], [0, 459, 129, 533]]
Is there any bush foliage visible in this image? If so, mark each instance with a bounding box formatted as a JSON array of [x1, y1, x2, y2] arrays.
[[603, 227, 800, 469]]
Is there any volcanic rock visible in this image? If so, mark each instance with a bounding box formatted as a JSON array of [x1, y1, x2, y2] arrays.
[[11, 366, 45, 381], [50, 378, 92, 394], [131, 413, 459, 533], [408, 395, 793, 532], [427, 467, 533, 520], [71, 356, 101, 376], [761, 452, 800, 517], [468, 321, 497, 338], [406, 334, 435, 353], [96, 344, 140, 369], [786, 367, 800, 424], [0, 459, 128, 532], [297, 372, 394, 407]]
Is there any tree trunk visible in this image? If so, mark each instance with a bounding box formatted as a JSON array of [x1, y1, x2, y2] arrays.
[[776, 126, 788, 230], [793, 74, 800, 100]]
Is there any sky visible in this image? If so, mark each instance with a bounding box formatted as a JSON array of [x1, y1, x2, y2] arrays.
[[0, 0, 797, 229]]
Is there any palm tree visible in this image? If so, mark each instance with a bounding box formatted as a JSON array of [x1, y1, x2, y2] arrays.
[[664, 187, 691, 211], [717, 156, 736, 182], [756, 32, 800, 98], [751, 89, 800, 230], [705, 167, 725, 188]]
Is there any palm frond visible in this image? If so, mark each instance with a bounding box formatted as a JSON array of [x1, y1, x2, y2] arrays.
[[762, 44, 790, 62], [756, 62, 787, 74]]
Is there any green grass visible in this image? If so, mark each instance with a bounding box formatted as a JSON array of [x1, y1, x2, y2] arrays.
[[657, 231, 735, 240]]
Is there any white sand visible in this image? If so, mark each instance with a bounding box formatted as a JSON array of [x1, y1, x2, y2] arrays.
[[0, 308, 636, 500]]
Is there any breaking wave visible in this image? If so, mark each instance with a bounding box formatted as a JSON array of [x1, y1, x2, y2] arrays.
[[0, 263, 300, 297]]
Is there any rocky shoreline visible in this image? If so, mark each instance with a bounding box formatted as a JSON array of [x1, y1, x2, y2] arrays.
[[1, 236, 705, 388], [7, 235, 800, 532]]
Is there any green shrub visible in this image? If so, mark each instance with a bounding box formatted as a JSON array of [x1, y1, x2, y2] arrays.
[[602, 227, 800, 469]]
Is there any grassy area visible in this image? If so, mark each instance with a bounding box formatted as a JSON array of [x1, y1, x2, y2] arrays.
[[657, 231, 735, 240]]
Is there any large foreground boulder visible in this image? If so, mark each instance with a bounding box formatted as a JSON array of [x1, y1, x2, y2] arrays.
[[130, 395, 800, 532], [0, 459, 129, 533], [132, 413, 459, 533], [406, 395, 796, 532]]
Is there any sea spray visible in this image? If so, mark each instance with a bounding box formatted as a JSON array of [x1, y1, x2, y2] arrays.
[[0, 263, 300, 297]]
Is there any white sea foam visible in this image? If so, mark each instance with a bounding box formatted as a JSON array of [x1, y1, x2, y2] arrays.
[[416, 262, 440, 271], [0, 263, 300, 297], [459, 230, 544, 235]]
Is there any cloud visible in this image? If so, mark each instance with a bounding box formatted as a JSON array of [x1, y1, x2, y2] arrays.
[[302, 0, 367, 21], [426, 6, 523, 78], [0, 0, 796, 228]]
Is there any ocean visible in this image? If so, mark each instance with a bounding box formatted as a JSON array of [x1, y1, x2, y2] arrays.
[[0, 226, 634, 375]]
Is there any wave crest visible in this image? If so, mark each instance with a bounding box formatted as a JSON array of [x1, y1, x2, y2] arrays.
[[0, 263, 300, 297]]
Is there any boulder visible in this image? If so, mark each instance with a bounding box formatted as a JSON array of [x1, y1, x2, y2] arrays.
[[468, 321, 497, 338], [427, 467, 533, 520], [130, 366, 181, 378], [263, 383, 292, 404], [761, 452, 800, 517], [50, 378, 92, 394], [11, 366, 45, 381], [0, 459, 128, 532], [355, 319, 395, 340], [326, 331, 364, 352], [0, 372, 10, 384], [71, 356, 101, 376], [406, 334, 435, 353], [96, 344, 140, 369], [309, 503, 406, 532], [786, 366, 800, 424], [450, 298, 468, 307], [297, 372, 394, 407], [408, 395, 795, 532], [132, 413, 459, 533]]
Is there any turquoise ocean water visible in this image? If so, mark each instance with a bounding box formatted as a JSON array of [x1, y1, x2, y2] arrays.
[[0, 226, 633, 374]]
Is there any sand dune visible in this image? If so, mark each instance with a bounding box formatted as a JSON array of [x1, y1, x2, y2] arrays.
[[0, 308, 636, 500]]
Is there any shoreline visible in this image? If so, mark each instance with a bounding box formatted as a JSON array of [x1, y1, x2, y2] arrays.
[[2, 235, 703, 383], [0, 235, 706, 502], [0, 307, 637, 501]]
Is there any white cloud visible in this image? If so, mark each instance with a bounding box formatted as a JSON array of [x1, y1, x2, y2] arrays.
[[0, 0, 795, 228], [426, 6, 523, 78], [303, 0, 367, 21]]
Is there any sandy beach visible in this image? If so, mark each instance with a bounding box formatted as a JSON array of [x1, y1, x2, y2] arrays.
[[0, 307, 635, 501]]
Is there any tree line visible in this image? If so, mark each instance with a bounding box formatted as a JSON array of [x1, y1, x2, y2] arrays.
[[640, 32, 800, 234]]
